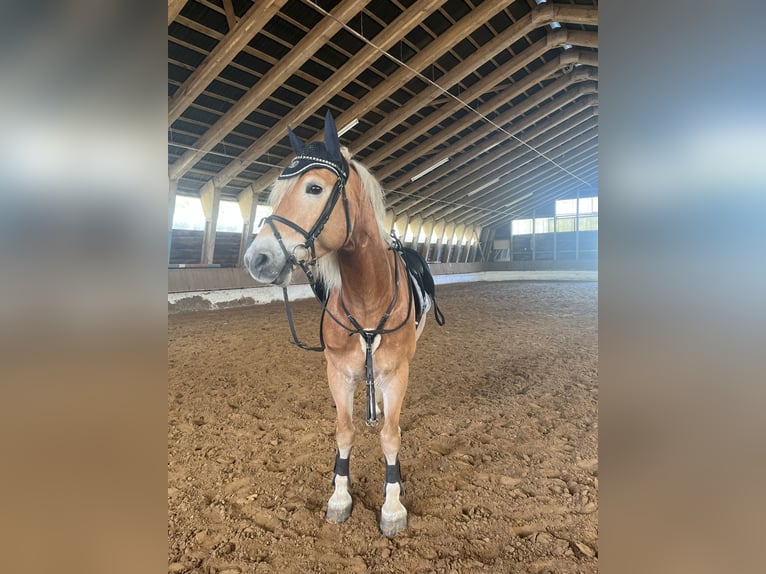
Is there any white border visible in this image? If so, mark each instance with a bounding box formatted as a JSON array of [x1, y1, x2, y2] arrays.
[[168, 270, 597, 311]]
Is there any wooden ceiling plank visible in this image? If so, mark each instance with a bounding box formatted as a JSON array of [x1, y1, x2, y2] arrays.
[[378, 40, 600, 183], [208, 0, 448, 191], [460, 159, 599, 228], [168, 0, 290, 126], [168, 0, 190, 26], [431, 131, 599, 222], [471, 162, 599, 228], [170, 0, 366, 180], [413, 106, 598, 219], [240, 0, 524, 192], [386, 66, 597, 198], [453, 135, 599, 222], [362, 31, 592, 171], [410, 100, 598, 217]]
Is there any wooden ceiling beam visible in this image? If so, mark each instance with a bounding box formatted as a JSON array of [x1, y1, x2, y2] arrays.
[[169, 0, 364, 180], [168, 0, 289, 126], [388, 72, 597, 212], [168, 0, 189, 26], [240, 0, 528, 193], [411, 101, 597, 220], [417, 110, 598, 220], [222, 0, 237, 30], [454, 142, 599, 226], [397, 93, 598, 217], [253, 4, 599, 193], [380, 57, 598, 190], [357, 29, 597, 169], [435, 132, 599, 223], [207, 0, 447, 191], [471, 163, 599, 228], [461, 157, 599, 228]]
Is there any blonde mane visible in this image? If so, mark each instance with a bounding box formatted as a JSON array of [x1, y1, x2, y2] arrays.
[[267, 148, 390, 292]]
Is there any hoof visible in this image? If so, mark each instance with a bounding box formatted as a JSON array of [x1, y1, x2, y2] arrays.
[[379, 511, 407, 537], [325, 503, 352, 524]]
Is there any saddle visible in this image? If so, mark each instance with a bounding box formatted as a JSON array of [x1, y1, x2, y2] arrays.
[[396, 245, 446, 327]]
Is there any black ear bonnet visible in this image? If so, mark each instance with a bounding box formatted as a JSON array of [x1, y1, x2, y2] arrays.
[[279, 110, 349, 181]]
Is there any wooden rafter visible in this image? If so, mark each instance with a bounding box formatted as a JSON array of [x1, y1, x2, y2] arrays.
[[168, 0, 290, 127], [168, 0, 189, 26], [170, 0, 366, 180]]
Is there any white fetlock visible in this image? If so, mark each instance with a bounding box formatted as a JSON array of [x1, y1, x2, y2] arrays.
[[379, 483, 407, 537], [326, 475, 353, 524]]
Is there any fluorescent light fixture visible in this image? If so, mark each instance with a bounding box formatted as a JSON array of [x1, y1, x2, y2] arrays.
[[337, 118, 359, 137], [505, 192, 533, 207], [481, 141, 501, 155], [550, 21, 561, 29], [467, 178, 500, 197], [410, 157, 450, 182], [563, 44, 573, 50], [534, 0, 547, 4]]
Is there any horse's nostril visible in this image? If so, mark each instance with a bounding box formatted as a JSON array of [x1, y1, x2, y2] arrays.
[[253, 252, 270, 270]]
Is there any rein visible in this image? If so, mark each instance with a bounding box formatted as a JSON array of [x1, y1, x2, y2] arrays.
[[262, 171, 412, 426]]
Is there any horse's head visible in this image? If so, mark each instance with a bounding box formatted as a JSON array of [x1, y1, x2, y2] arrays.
[[244, 111, 352, 286]]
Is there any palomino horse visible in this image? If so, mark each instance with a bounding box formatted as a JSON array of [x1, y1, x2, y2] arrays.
[[244, 111, 442, 536]]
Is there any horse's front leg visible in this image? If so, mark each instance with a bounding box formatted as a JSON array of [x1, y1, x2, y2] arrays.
[[325, 362, 356, 524], [379, 363, 409, 537]]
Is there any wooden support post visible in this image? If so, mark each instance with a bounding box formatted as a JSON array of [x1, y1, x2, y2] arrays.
[[410, 217, 423, 250], [168, 179, 177, 265], [200, 181, 221, 265], [237, 185, 256, 268], [532, 209, 537, 261], [509, 220, 514, 262], [575, 188, 581, 260]]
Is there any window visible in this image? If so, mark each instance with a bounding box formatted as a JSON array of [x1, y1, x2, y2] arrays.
[[555, 198, 577, 216], [578, 215, 599, 231], [172, 196, 206, 230], [556, 216, 576, 232], [512, 219, 533, 235], [578, 196, 598, 215], [216, 200, 244, 232], [534, 217, 554, 234], [555, 196, 598, 216]]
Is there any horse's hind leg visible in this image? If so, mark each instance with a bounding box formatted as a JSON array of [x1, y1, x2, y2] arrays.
[[378, 364, 409, 537], [325, 365, 355, 524]]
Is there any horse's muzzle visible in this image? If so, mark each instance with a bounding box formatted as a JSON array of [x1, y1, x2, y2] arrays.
[[244, 235, 293, 286]]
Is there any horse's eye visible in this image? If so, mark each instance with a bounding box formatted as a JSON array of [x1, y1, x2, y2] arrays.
[[306, 184, 323, 195]]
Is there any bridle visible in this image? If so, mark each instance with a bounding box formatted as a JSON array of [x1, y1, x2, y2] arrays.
[[262, 168, 352, 289], [261, 164, 413, 425]]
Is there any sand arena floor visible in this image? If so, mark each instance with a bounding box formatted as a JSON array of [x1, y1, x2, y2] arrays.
[[168, 280, 598, 573]]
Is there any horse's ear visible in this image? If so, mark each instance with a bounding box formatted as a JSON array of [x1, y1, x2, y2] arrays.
[[323, 110, 342, 160], [288, 126, 304, 155]]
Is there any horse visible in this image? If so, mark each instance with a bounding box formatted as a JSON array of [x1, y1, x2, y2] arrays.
[[243, 110, 443, 536]]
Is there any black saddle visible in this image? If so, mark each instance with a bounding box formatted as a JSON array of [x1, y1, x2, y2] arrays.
[[396, 244, 446, 327]]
